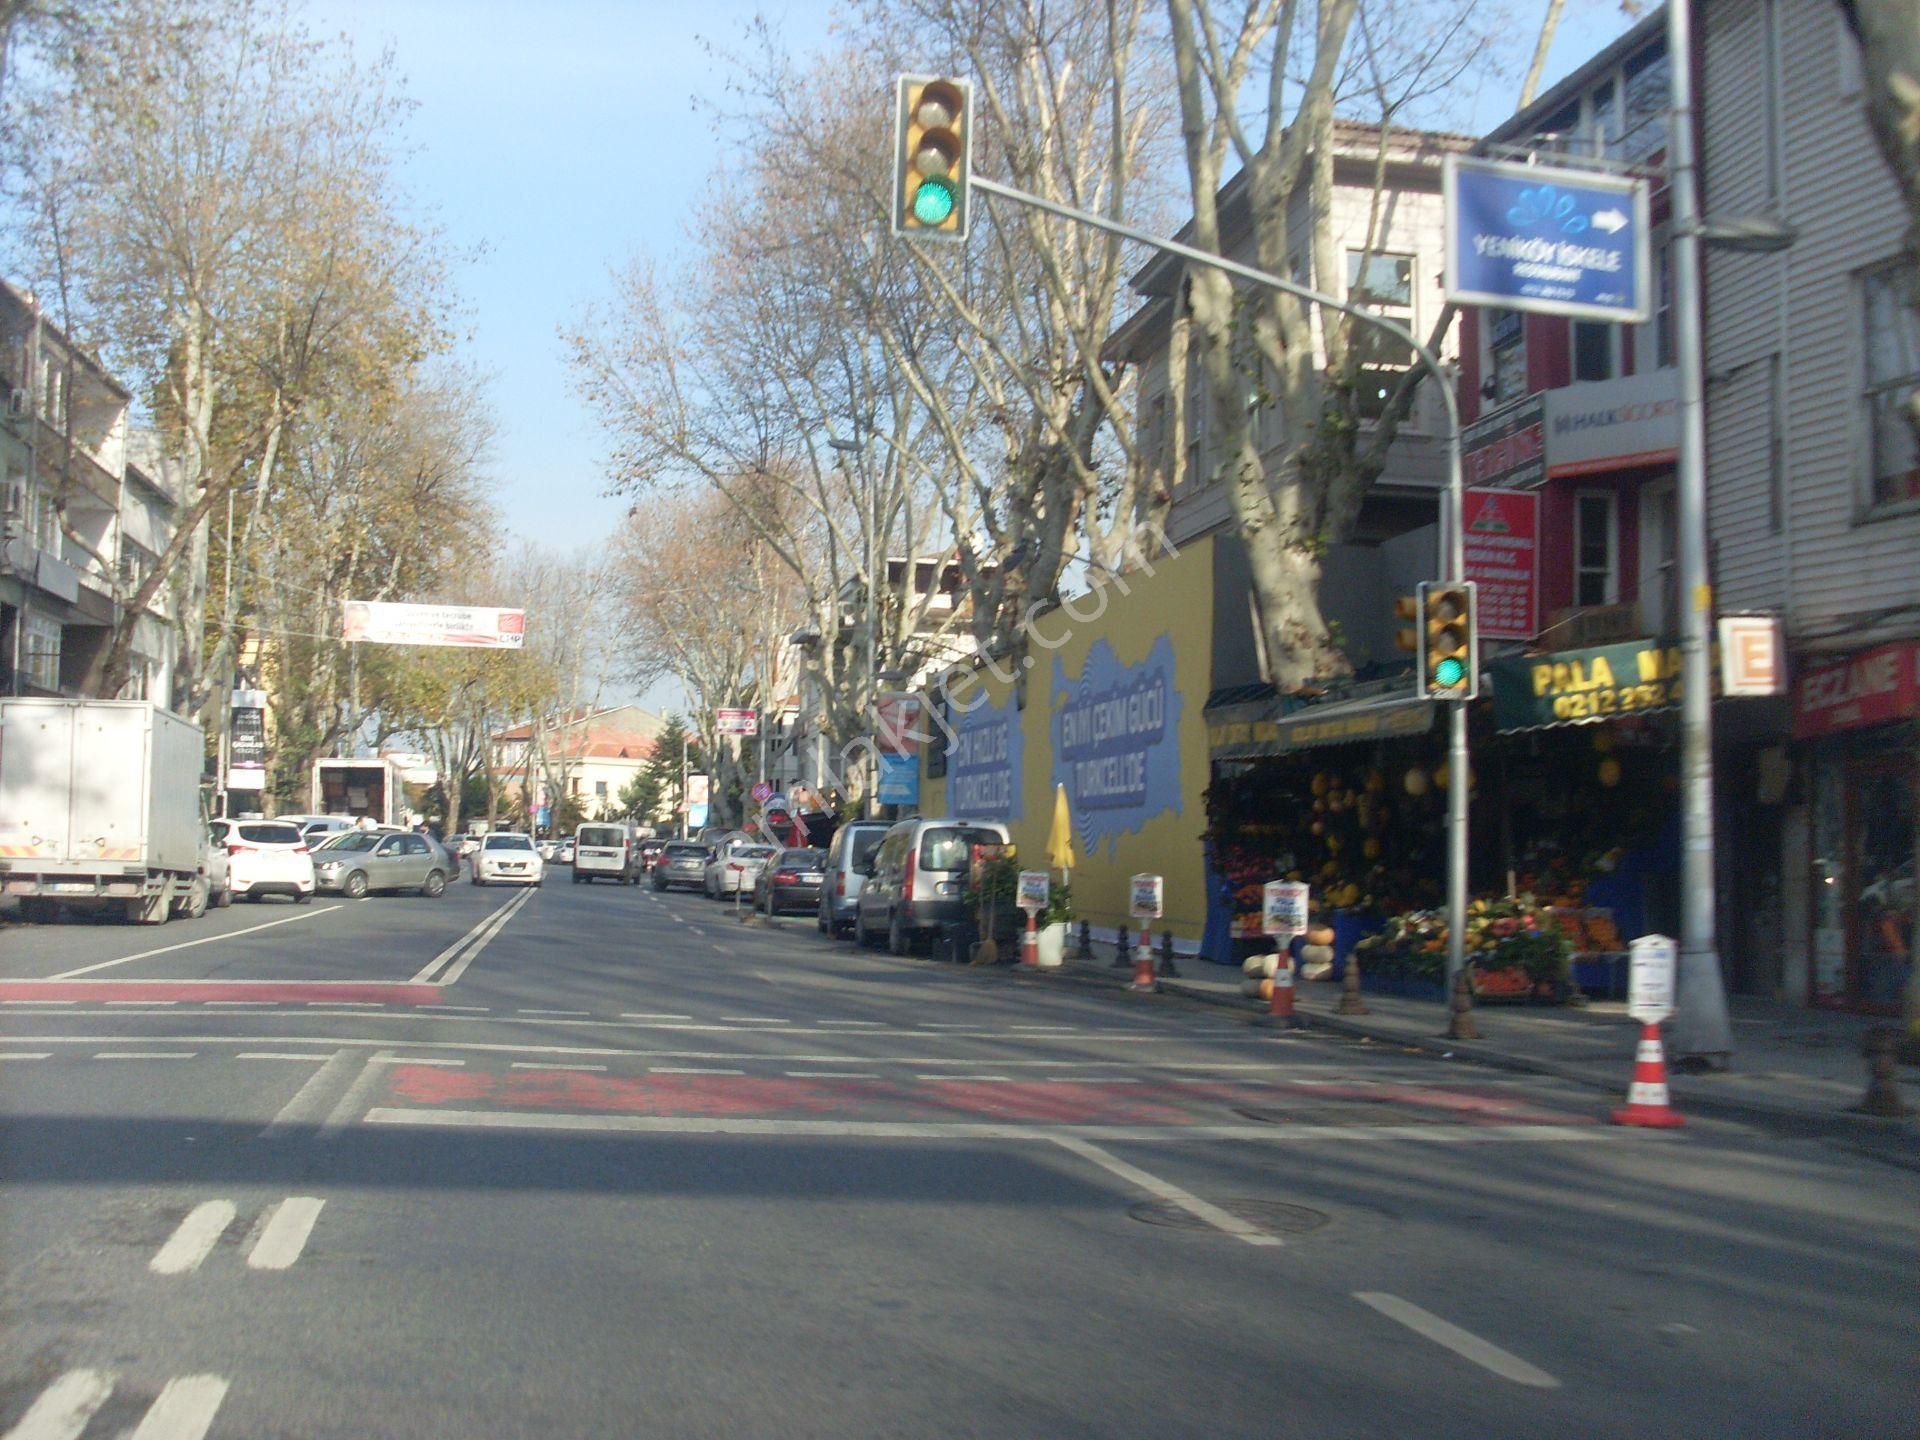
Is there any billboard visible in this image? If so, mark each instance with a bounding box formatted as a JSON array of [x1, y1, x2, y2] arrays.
[[227, 688, 268, 792], [341, 601, 525, 649], [1444, 156, 1651, 322]]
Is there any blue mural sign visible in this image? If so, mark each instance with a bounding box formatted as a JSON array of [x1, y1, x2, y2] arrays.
[[946, 692, 1022, 822], [876, 752, 920, 806], [1444, 156, 1650, 322], [1051, 635, 1184, 857]]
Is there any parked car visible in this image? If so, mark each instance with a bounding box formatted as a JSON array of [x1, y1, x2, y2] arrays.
[[536, 837, 558, 862], [754, 847, 827, 916], [704, 843, 776, 899], [473, 832, 544, 887], [572, 823, 636, 884], [817, 821, 892, 938], [297, 816, 354, 845], [209, 818, 316, 903], [854, 818, 1012, 954], [636, 839, 667, 873], [652, 840, 711, 892], [204, 826, 233, 909], [454, 834, 482, 859], [556, 838, 576, 865], [312, 830, 452, 898]]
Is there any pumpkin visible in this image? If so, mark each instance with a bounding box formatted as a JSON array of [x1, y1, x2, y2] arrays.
[[1301, 942, 1335, 965], [1306, 923, 1336, 947]]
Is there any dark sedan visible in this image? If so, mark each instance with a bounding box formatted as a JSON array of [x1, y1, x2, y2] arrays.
[[753, 847, 827, 916], [652, 841, 711, 892]]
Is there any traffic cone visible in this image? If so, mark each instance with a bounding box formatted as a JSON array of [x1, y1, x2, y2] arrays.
[[1021, 910, 1039, 968], [1611, 1021, 1685, 1128], [1265, 956, 1298, 1027], [1129, 923, 1157, 991]]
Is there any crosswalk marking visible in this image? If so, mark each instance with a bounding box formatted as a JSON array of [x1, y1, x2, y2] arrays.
[[125, 1376, 230, 1440], [247, 1197, 324, 1270], [150, 1201, 236, 1275], [1, 1368, 114, 1440]]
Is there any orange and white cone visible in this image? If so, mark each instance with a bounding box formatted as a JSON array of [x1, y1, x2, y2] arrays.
[[1130, 924, 1157, 991], [1611, 1021, 1685, 1128], [1021, 911, 1039, 968], [1266, 956, 1299, 1028]]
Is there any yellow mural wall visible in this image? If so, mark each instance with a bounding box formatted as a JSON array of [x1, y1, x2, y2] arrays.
[[919, 536, 1217, 944]]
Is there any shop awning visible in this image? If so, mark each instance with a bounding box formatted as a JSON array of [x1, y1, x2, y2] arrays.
[[1207, 694, 1437, 759], [1488, 639, 1684, 733]]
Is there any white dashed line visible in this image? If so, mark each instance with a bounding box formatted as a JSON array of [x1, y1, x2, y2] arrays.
[[247, 1197, 324, 1270], [204, 1000, 274, 1007], [1010, 1024, 1078, 1032], [513, 1062, 608, 1072], [719, 1016, 790, 1025], [785, 1071, 881, 1079], [370, 1055, 464, 1067], [817, 1020, 884, 1028], [1, 998, 74, 1005], [1353, 1292, 1561, 1388], [619, 1013, 693, 1021], [650, 1066, 744, 1075], [150, 1201, 236, 1275], [125, 1374, 230, 1440], [95, 1052, 194, 1060], [107, 1000, 177, 1007], [518, 1009, 589, 1017], [1053, 1136, 1284, 1249], [0, 1052, 50, 1061], [310, 1001, 382, 1008]]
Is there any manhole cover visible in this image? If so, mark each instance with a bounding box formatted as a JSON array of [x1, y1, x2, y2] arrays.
[[1232, 1105, 1452, 1126], [1128, 1198, 1331, 1236]]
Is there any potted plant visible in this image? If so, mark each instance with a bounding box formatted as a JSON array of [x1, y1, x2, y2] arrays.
[[1034, 877, 1074, 968]]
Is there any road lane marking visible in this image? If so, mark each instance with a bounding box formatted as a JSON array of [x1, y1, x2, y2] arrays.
[[1052, 1135, 1284, 1248], [126, 1375, 229, 1440], [247, 1197, 324, 1270], [519, 1009, 589, 1017], [786, 1071, 881, 1079], [371, 1056, 463, 1066], [2, 1368, 115, 1440], [513, 1062, 607, 1071], [1011, 1025, 1078, 1032], [650, 1066, 745, 1075], [259, 1048, 358, 1139], [685, 925, 704, 936], [0, 1053, 50, 1061], [150, 1201, 235, 1275], [719, 1016, 790, 1024], [320, 1050, 395, 1138], [433, 1005, 489, 1012], [1045, 1076, 1141, 1084], [48, 906, 340, 978], [411, 887, 536, 984], [107, 1000, 177, 1007], [620, 1013, 694, 1021], [1354, 1292, 1561, 1388], [311, 1001, 381, 1008], [238, 1053, 333, 1061], [817, 1020, 884, 1028], [204, 1000, 274, 1007], [95, 1052, 194, 1060], [0, 999, 74, 1005]]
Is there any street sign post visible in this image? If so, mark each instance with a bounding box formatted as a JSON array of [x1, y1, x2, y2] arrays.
[[716, 708, 758, 737], [1129, 874, 1164, 921], [1444, 155, 1651, 322], [750, 782, 773, 805], [1261, 881, 1310, 942], [1628, 934, 1678, 1024]]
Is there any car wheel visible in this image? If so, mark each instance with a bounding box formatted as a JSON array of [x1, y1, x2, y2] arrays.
[[888, 910, 909, 956], [422, 870, 446, 898], [177, 877, 209, 920], [344, 871, 369, 900], [214, 885, 233, 909], [472, 874, 485, 886], [295, 889, 313, 905]]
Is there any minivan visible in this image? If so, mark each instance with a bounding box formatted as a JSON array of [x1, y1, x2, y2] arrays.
[[817, 821, 891, 938], [572, 822, 637, 884], [853, 818, 1013, 954]]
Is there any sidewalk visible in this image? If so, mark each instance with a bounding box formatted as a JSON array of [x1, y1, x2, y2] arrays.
[[1058, 940, 1920, 1154]]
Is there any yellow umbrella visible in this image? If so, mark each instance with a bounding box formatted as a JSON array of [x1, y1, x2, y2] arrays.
[[1046, 783, 1077, 872]]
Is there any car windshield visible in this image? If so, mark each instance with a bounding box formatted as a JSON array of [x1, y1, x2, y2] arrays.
[[736, 846, 777, 861], [848, 829, 886, 869], [919, 827, 1002, 871], [237, 823, 303, 845], [778, 849, 825, 867], [577, 827, 624, 847], [484, 835, 534, 851], [325, 833, 380, 853]]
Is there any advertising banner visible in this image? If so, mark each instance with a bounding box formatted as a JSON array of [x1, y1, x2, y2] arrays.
[[1464, 487, 1540, 640], [1489, 640, 1689, 731], [948, 692, 1022, 822], [874, 693, 924, 755], [1628, 934, 1677, 1024], [227, 688, 268, 792], [1445, 156, 1650, 322], [341, 601, 525, 649], [716, 708, 759, 737], [876, 752, 920, 806], [1051, 634, 1184, 857]]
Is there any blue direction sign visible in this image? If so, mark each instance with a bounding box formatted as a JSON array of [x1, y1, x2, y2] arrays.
[[1444, 156, 1650, 322]]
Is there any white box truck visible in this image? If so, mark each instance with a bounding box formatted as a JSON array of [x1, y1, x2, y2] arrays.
[[311, 756, 404, 828], [0, 698, 213, 924]]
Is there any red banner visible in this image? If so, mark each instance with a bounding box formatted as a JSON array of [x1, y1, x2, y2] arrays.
[[1792, 641, 1920, 740], [1463, 487, 1540, 640]]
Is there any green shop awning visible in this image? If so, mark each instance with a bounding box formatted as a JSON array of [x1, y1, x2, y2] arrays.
[[1207, 695, 1437, 759], [1488, 638, 1684, 733]]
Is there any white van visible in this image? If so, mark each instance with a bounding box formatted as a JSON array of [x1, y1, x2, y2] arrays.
[[572, 822, 637, 884]]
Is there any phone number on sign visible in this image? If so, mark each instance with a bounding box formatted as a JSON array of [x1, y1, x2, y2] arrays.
[[1551, 680, 1679, 720]]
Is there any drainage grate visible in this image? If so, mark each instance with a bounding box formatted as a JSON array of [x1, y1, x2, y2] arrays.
[[1233, 1104, 1453, 1127], [1128, 1198, 1331, 1236]]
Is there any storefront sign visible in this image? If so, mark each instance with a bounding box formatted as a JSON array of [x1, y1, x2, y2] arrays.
[[1444, 156, 1651, 321], [1717, 615, 1785, 697], [1017, 870, 1050, 913], [716, 708, 759, 736], [227, 688, 267, 792], [1261, 880, 1310, 940], [876, 752, 920, 806], [948, 692, 1022, 822], [1464, 488, 1540, 639], [1208, 698, 1436, 758], [1051, 635, 1184, 857], [1489, 639, 1688, 731], [1791, 641, 1920, 740], [341, 600, 525, 649], [1543, 368, 1679, 478], [1129, 873, 1164, 920], [1627, 934, 1677, 1024], [1462, 396, 1546, 490]]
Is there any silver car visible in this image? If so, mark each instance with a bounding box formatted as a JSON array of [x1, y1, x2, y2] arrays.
[[818, 822, 891, 938], [704, 843, 777, 899], [312, 830, 451, 898], [854, 819, 1012, 954]]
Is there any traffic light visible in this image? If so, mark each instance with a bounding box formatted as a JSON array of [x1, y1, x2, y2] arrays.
[[892, 75, 972, 241], [1417, 581, 1479, 700], [1393, 594, 1420, 655]]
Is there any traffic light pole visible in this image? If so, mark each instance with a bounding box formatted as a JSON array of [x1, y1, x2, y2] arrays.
[[966, 174, 1472, 992]]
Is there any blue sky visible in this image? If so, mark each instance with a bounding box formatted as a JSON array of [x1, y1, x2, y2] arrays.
[[310, 0, 1641, 566]]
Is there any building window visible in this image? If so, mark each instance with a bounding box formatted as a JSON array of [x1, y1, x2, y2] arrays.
[[1620, 48, 1670, 162], [594, 780, 608, 799], [1639, 482, 1677, 636], [1647, 246, 1675, 372], [1488, 309, 1527, 405], [1575, 492, 1618, 607], [23, 613, 60, 689], [1590, 80, 1618, 158], [1862, 260, 1920, 511], [1348, 252, 1416, 419], [1573, 321, 1618, 383]]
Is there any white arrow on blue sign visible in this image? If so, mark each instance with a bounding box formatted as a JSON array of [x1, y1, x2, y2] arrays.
[[1444, 155, 1652, 323]]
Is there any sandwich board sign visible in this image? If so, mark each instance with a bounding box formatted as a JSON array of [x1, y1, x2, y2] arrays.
[[1129, 874, 1164, 920], [1628, 934, 1677, 1024], [1261, 881, 1310, 941]]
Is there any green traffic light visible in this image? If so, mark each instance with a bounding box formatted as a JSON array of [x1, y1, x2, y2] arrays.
[[1434, 657, 1466, 688], [912, 177, 955, 226]]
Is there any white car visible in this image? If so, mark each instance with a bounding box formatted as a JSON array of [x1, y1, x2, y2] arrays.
[[472, 833, 545, 887], [704, 843, 777, 899], [210, 819, 315, 903]]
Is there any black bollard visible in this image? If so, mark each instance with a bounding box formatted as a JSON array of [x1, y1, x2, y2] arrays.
[[1076, 919, 1093, 961], [1157, 929, 1180, 978], [1111, 923, 1131, 969]]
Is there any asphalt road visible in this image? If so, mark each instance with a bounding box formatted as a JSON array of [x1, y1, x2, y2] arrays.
[[1, 871, 1915, 1438]]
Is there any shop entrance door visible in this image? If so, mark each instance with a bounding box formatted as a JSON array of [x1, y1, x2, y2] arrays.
[[1845, 755, 1915, 1013]]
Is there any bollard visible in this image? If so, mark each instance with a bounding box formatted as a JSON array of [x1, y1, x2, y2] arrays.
[[1111, 923, 1132, 970], [1855, 1026, 1912, 1117], [1129, 923, 1157, 991], [1445, 966, 1480, 1041], [1337, 946, 1369, 1015], [1021, 909, 1039, 968], [1076, 920, 1093, 961], [1264, 954, 1299, 1028], [1157, 929, 1180, 978]]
